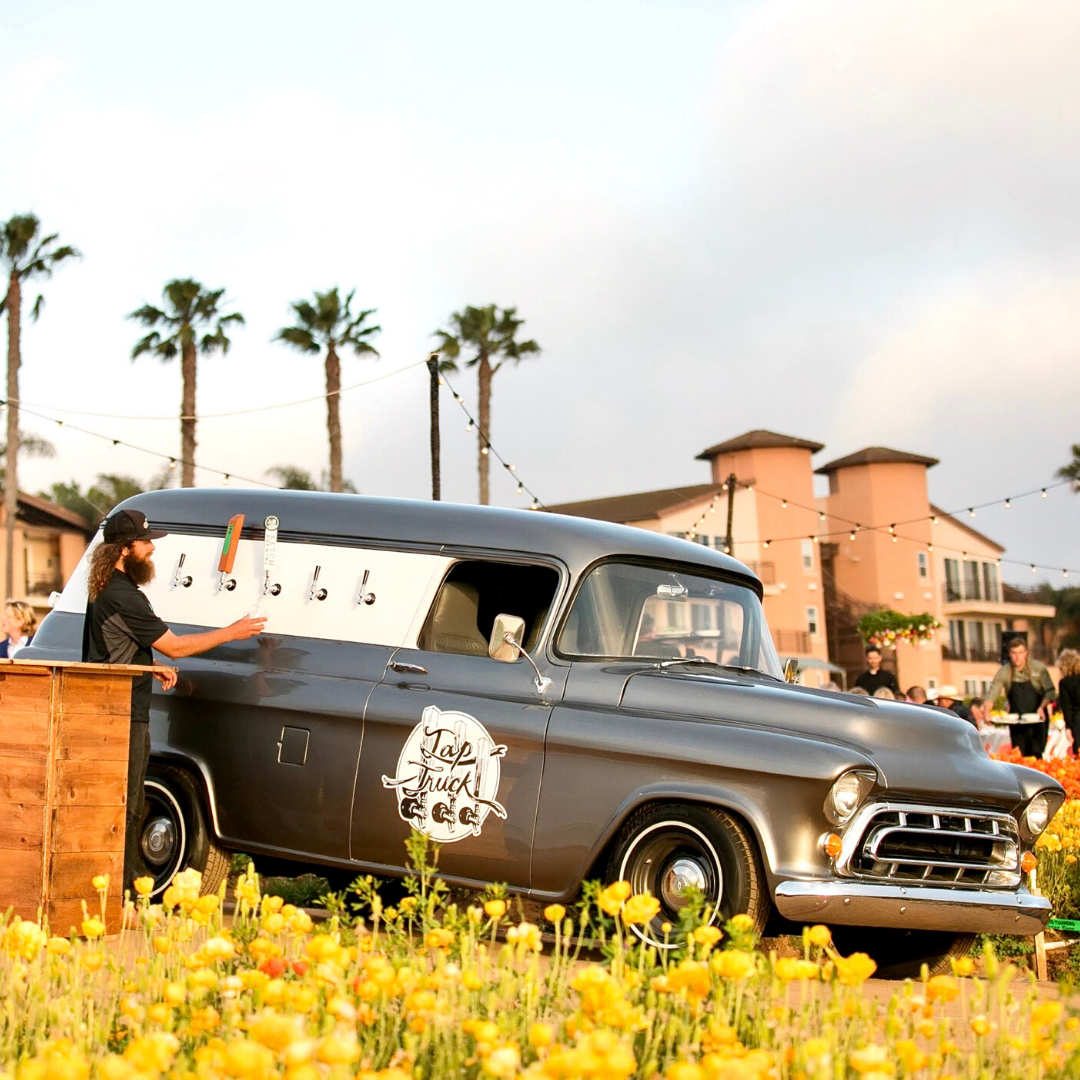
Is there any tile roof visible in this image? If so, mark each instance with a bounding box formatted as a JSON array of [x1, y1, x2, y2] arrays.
[[815, 446, 939, 474], [546, 483, 723, 523], [696, 429, 825, 460]]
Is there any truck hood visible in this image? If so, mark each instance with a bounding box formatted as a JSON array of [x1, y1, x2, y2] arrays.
[[619, 670, 1026, 807]]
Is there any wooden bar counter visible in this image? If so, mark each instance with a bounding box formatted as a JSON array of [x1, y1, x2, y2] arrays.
[[0, 659, 151, 935]]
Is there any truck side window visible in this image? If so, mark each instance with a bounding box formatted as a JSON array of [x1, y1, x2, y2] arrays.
[[418, 561, 559, 657]]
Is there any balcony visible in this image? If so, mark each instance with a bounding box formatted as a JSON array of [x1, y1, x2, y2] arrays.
[[741, 560, 776, 585], [26, 572, 63, 598], [774, 630, 812, 655], [942, 645, 1002, 664], [942, 582, 1002, 604]]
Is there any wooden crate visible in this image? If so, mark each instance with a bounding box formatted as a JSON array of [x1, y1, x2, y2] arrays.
[[0, 660, 150, 935]]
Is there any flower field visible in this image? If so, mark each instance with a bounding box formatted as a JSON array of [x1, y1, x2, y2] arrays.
[[992, 751, 1080, 920], [1, 835, 1080, 1080]]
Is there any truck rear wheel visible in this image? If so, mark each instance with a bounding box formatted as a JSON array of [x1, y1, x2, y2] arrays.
[[606, 803, 768, 948], [141, 765, 229, 899], [828, 927, 977, 979]]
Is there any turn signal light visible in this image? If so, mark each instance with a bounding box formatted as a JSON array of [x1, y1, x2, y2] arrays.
[[1021, 851, 1037, 874], [822, 833, 843, 859]]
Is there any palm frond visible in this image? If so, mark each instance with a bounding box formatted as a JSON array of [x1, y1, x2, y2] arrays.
[[30, 294, 45, 322], [128, 304, 169, 327], [275, 326, 320, 353]]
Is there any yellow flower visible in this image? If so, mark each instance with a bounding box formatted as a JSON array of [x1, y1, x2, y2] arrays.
[[399, 896, 418, 914], [81, 952, 105, 972], [848, 1045, 893, 1075], [774, 958, 819, 982], [223, 1038, 274, 1079], [834, 952, 876, 986], [895, 1039, 927, 1072], [970, 1016, 993, 1037], [622, 893, 661, 926], [529, 1023, 554, 1049], [808, 924, 831, 946], [152, 936, 172, 956], [712, 949, 756, 980], [80, 916, 105, 940], [484, 899, 507, 919], [317, 1035, 360, 1066], [598, 881, 632, 916], [729, 913, 755, 932], [1032, 1001, 1064, 1030], [544, 904, 566, 923], [133, 877, 155, 898], [425, 928, 454, 949], [925, 976, 959, 1003], [666, 1064, 705, 1080], [203, 936, 236, 962], [952, 956, 975, 977], [91, 874, 110, 891], [45, 936, 70, 957], [692, 925, 723, 947], [506, 921, 543, 951]]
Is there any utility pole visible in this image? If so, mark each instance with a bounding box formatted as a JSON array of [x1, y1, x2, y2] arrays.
[[426, 353, 441, 501], [723, 472, 736, 554]]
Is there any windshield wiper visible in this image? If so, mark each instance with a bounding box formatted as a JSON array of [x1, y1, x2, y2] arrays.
[[654, 657, 780, 681]]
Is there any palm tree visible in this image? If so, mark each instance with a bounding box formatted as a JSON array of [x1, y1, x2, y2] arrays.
[[1, 213, 79, 596], [129, 280, 244, 488], [1057, 444, 1080, 492], [274, 289, 380, 493], [434, 305, 540, 505], [266, 465, 318, 490]]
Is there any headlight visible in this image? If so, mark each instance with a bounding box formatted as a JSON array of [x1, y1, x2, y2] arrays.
[[1022, 792, 1053, 839], [825, 771, 874, 825]]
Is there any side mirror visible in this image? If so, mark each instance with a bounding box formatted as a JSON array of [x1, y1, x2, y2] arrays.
[[489, 614, 526, 662], [783, 657, 800, 684], [488, 612, 551, 695]]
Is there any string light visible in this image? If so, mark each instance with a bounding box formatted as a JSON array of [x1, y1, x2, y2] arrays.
[[812, 535, 819, 544], [962, 551, 968, 561], [931, 515, 939, 526], [928, 543, 934, 552], [849, 529, 857, 540], [891, 535, 898, 543], [888, 524, 895, 535], [818, 511, 825, 521], [1042, 488, 1048, 498], [762, 540, 771, 548], [480, 445, 489, 456], [968, 508, 976, 518], [111, 439, 120, 447], [1004, 498, 1011, 509], [465, 420, 474, 433], [1066, 570, 1071, 580], [222, 474, 230, 486], [516, 484, 524, 495], [781, 499, 787, 509], [168, 458, 177, 470], [1031, 564, 1037, 573]]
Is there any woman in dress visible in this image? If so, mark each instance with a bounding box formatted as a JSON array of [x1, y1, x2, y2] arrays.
[[0, 600, 37, 658]]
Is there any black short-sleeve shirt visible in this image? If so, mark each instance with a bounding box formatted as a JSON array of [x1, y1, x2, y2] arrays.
[[82, 570, 169, 723], [854, 668, 900, 696]]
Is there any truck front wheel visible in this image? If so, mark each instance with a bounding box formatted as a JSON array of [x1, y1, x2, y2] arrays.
[[606, 803, 768, 948]]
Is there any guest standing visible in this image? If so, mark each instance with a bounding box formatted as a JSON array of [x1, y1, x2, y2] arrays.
[[0, 600, 37, 657], [1056, 649, 1080, 751], [855, 646, 900, 696]]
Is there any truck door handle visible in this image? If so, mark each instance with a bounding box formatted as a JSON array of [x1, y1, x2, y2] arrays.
[[390, 661, 428, 675]]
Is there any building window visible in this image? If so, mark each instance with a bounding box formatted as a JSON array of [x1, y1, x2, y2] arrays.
[[944, 558, 960, 601], [927, 677, 938, 692], [917, 552, 929, 580], [964, 678, 979, 697], [962, 560, 981, 601], [983, 561, 1000, 602], [801, 539, 813, 572], [807, 606, 819, 636], [948, 619, 966, 660]]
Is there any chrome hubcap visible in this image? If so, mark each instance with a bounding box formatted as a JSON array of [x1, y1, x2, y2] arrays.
[[141, 816, 176, 867], [661, 856, 708, 909]]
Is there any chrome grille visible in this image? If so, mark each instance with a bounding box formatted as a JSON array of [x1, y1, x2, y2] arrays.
[[841, 804, 1020, 887]]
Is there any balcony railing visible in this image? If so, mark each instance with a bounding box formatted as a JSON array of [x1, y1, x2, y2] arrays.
[[774, 630, 812, 655], [942, 582, 1002, 604], [741, 561, 776, 585], [943, 645, 1003, 664], [26, 573, 63, 597]]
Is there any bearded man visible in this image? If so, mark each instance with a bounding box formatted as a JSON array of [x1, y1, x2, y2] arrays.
[[82, 509, 266, 892]]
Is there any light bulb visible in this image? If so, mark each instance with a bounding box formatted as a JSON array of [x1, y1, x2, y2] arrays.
[[962, 551, 967, 562], [222, 474, 230, 486], [709, 505, 716, 513], [891, 535, 898, 543], [968, 508, 976, 518], [1005, 498, 1011, 509], [1042, 488, 1047, 498], [168, 458, 177, 470], [781, 499, 788, 509], [508, 464, 516, 472], [763, 540, 771, 549], [1065, 570, 1071, 580], [530, 500, 539, 510], [818, 511, 825, 521], [466, 421, 474, 432], [112, 439, 120, 447], [931, 515, 939, 526], [438, 376, 445, 386], [480, 445, 489, 456], [928, 543, 934, 552], [746, 484, 754, 493], [455, 394, 464, 403], [849, 530, 856, 540], [1031, 564, 1037, 573], [888, 524, 895, 534], [812, 536, 819, 544], [516, 484, 523, 495], [721, 483, 728, 492]]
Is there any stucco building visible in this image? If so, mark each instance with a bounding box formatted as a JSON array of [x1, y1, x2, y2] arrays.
[[548, 430, 1056, 694]]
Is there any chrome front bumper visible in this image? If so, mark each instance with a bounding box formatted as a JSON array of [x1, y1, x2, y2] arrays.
[[774, 880, 1050, 936]]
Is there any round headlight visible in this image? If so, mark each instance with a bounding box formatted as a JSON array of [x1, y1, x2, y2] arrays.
[[827, 772, 865, 825], [1024, 792, 1052, 837]]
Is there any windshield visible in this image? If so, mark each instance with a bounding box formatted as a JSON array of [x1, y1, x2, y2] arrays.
[[557, 561, 783, 678]]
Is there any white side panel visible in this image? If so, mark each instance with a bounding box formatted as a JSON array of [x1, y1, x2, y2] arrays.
[[56, 532, 451, 649]]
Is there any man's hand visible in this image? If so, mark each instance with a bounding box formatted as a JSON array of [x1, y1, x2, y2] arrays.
[[153, 664, 178, 691], [226, 614, 267, 641]]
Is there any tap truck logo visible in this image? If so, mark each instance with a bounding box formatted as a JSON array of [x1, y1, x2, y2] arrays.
[[381, 706, 508, 842]]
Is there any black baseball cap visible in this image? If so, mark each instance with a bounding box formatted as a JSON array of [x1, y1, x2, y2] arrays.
[[102, 510, 168, 544]]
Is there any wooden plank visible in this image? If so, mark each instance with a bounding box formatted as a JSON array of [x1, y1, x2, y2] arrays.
[[0, 848, 44, 913], [0, 709, 50, 751], [51, 805, 124, 853], [0, 680, 52, 709], [58, 714, 131, 761], [0, 802, 45, 850], [0, 659, 156, 673], [47, 896, 122, 937], [60, 673, 134, 710], [48, 850, 125, 899], [0, 755, 47, 803], [54, 759, 127, 806]]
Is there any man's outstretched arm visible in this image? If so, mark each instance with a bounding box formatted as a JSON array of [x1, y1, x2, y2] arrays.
[[152, 614, 266, 660]]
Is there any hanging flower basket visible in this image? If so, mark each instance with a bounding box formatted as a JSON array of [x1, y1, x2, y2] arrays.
[[856, 610, 943, 650]]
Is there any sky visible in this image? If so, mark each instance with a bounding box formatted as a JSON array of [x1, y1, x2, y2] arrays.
[[2, 0, 1079, 584]]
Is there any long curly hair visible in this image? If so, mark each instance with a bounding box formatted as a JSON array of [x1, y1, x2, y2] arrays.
[[87, 542, 126, 602]]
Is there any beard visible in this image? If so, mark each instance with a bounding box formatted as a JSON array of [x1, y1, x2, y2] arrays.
[[123, 549, 156, 587]]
